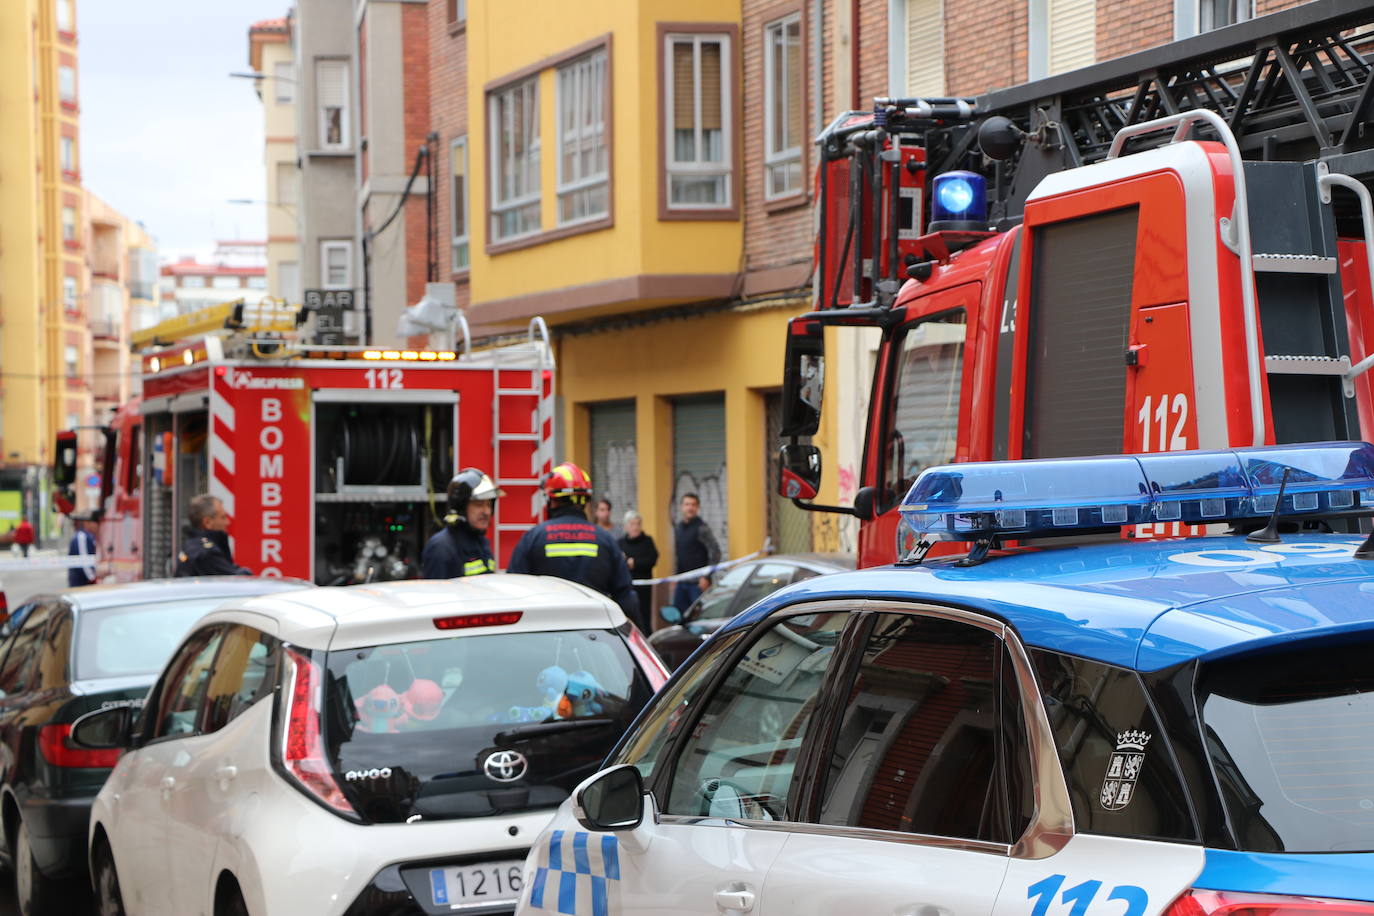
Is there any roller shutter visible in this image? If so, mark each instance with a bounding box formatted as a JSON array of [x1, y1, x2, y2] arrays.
[[1047, 0, 1096, 76], [672, 395, 728, 556], [905, 0, 945, 97], [588, 401, 638, 522]]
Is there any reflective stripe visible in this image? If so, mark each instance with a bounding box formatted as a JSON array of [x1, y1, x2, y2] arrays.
[[545, 543, 599, 558], [462, 558, 494, 575]]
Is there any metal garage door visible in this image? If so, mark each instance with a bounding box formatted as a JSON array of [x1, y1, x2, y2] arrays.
[[589, 400, 638, 523], [672, 394, 727, 556]]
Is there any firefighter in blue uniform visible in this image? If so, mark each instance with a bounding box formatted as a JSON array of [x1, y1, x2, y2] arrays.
[[507, 462, 641, 625], [421, 468, 503, 578]]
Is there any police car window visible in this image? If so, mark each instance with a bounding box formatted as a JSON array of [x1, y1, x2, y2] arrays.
[[609, 629, 746, 782], [1031, 649, 1195, 842], [816, 613, 1011, 843], [202, 626, 277, 735], [1199, 637, 1374, 853], [0, 602, 53, 697], [664, 612, 849, 821], [154, 626, 224, 741], [883, 311, 966, 508]]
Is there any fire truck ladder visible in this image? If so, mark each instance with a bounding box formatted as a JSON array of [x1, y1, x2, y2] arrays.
[[490, 317, 556, 562]]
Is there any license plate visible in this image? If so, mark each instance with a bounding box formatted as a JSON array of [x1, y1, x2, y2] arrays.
[[429, 861, 524, 908]]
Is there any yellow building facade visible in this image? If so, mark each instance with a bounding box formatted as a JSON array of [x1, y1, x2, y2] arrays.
[[0, 0, 90, 533], [249, 18, 300, 303], [461, 0, 841, 589]]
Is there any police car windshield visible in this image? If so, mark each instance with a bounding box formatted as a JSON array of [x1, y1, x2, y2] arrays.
[[320, 628, 654, 823], [75, 599, 227, 680], [1199, 637, 1374, 852]]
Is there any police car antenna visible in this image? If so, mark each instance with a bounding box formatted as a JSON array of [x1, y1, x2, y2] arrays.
[[1246, 467, 1291, 545]]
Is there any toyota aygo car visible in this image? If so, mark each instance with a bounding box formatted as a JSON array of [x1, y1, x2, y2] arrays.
[[75, 575, 667, 916], [519, 444, 1374, 915]]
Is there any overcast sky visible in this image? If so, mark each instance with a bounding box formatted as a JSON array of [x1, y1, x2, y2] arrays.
[[80, 1, 291, 260]]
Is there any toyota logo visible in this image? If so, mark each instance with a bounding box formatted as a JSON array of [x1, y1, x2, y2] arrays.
[[483, 750, 528, 782]]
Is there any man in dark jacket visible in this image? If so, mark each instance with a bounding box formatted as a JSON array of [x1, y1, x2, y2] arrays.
[[174, 494, 251, 576], [421, 468, 503, 578], [508, 463, 639, 622], [672, 492, 720, 611], [67, 513, 98, 587]]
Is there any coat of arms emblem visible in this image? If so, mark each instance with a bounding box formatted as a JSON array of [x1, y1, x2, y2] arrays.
[[1099, 730, 1150, 810]]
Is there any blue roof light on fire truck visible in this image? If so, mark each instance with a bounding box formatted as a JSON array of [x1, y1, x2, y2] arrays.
[[929, 168, 987, 226]]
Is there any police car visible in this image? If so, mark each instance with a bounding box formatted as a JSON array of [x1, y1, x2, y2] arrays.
[[517, 441, 1374, 915]]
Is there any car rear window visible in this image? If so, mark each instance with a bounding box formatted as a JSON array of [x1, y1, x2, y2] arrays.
[[75, 599, 228, 680], [1200, 638, 1374, 852], [322, 628, 654, 824]]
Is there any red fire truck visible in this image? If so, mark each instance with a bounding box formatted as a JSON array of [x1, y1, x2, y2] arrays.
[[54, 309, 555, 584], [778, 0, 1374, 566]]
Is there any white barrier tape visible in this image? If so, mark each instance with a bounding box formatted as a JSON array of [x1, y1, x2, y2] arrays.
[[0, 555, 97, 571], [632, 547, 766, 587]]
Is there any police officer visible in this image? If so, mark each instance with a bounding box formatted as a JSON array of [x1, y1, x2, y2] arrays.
[[507, 463, 640, 624], [174, 493, 251, 577], [421, 468, 503, 578]]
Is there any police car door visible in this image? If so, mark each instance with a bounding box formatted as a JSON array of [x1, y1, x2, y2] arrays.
[[522, 609, 855, 915], [759, 606, 1018, 916], [993, 647, 1203, 916]]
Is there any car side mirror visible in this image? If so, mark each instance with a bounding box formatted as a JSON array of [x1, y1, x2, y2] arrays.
[[71, 705, 136, 751], [778, 444, 822, 500], [780, 318, 825, 437], [853, 486, 877, 521], [573, 764, 645, 832], [659, 605, 682, 625]]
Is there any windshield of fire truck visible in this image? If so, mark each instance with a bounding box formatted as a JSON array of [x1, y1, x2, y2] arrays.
[[883, 310, 966, 506]]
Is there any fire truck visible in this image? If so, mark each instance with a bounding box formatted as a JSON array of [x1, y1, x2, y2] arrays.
[[53, 302, 556, 584], [777, 0, 1374, 566]]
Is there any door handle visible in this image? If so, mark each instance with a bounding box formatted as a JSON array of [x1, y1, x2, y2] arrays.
[[715, 885, 756, 913], [159, 776, 175, 797], [214, 765, 238, 785]]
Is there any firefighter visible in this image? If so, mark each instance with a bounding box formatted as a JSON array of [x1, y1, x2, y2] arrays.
[[174, 494, 251, 577], [421, 468, 503, 578], [507, 463, 641, 625]]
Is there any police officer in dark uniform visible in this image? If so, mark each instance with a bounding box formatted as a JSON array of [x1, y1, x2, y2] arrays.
[[421, 468, 503, 578], [174, 493, 251, 576], [507, 463, 640, 624]]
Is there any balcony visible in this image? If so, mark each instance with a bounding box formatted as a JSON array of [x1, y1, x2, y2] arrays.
[[90, 317, 119, 341]]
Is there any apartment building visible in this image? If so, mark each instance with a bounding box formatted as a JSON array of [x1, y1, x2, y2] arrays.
[[249, 17, 302, 304], [86, 192, 158, 424]]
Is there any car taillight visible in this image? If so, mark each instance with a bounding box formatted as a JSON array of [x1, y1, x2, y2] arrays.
[[278, 648, 355, 817], [433, 611, 523, 630], [625, 626, 669, 689], [38, 724, 120, 769], [1167, 889, 1374, 916]]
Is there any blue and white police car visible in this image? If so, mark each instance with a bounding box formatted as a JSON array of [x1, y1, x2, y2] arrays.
[[516, 441, 1374, 916]]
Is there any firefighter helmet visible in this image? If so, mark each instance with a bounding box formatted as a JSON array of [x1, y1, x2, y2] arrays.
[[446, 468, 504, 517], [543, 462, 593, 504]]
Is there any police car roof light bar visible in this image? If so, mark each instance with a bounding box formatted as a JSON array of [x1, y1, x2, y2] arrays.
[[897, 441, 1374, 558]]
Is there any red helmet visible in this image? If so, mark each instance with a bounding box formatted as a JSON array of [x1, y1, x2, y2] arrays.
[[543, 462, 593, 503]]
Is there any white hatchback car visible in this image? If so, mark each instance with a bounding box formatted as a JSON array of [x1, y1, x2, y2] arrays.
[[73, 575, 667, 916]]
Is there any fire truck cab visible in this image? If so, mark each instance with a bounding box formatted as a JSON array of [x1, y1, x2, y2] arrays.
[[55, 306, 555, 584]]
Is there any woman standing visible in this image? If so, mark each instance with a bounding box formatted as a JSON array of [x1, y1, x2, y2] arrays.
[[617, 510, 658, 633]]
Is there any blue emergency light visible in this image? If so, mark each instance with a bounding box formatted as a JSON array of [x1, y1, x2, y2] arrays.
[[928, 170, 987, 231], [898, 441, 1374, 557]]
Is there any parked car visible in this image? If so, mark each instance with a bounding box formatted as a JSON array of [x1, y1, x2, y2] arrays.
[[77, 575, 669, 916], [0, 577, 310, 915], [649, 553, 853, 669]]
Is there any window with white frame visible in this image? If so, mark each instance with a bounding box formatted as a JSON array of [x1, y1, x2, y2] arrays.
[[182, 276, 206, 288], [665, 33, 731, 209], [60, 135, 75, 172], [63, 276, 77, 309], [64, 346, 79, 378], [764, 15, 802, 199], [316, 59, 350, 150], [275, 161, 298, 206], [58, 65, 76, 102], [55, 0, 73, 31], [321, 241, 352, 289], [212, 276, 241, 290], [1199, 0, 1252, 31], [274, 61, 294, 104], [557, 49, 610, 225], [447, 0, 466, 25], [489, 77, 541, 241], [61, 206, 77, 242], [451, 137, 470, 271]]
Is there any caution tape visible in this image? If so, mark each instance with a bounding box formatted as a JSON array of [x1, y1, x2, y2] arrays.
[[630, 541, 770, 587], [0, 554, 97, 571]]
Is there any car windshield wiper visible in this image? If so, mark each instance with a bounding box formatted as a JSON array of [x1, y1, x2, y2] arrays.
[[494, 717, 616, 744]]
